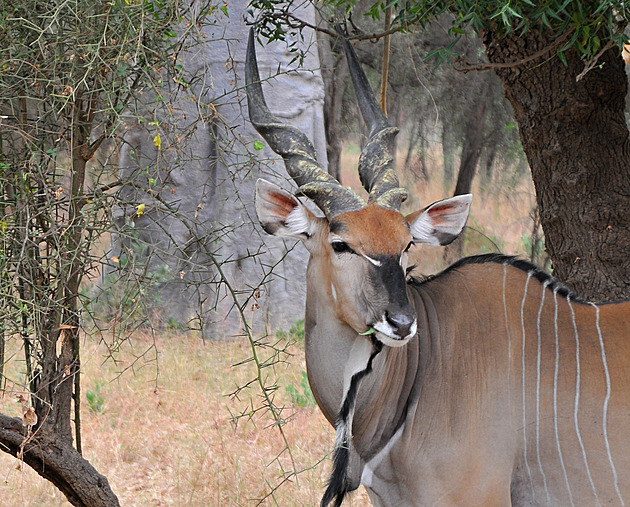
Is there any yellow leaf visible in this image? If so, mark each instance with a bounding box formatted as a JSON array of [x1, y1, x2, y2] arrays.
[[153, 133, 161, 150], [136, 203, 145, 217]]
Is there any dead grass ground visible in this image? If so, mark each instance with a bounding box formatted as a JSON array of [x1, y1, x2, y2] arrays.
[[1, 332, 374, 506]]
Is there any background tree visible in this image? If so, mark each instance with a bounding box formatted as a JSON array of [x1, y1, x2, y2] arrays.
[[251, 0, 630, 302], [106, 1, 327, 337]]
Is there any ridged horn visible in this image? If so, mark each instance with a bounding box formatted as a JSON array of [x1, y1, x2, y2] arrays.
[[245, 29, 365, 219], [337, 26, 408, 211]]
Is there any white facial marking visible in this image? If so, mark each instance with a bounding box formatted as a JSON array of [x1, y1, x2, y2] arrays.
[[362, 254, 382, 266], [331, 283, 337, 302], [400, 252, 408, 269]]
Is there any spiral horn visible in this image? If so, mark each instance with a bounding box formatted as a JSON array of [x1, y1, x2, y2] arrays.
[[337, 25, 408, 211], [245, 29, 365, 219]]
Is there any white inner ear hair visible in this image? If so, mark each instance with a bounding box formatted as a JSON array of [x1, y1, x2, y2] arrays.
[[285, 205, 312, 236]]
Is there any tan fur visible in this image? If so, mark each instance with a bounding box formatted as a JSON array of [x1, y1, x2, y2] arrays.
[[330, 205, 412, 256]]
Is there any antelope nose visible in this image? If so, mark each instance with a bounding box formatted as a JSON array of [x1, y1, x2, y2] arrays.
[[385, 310, 416, 338]]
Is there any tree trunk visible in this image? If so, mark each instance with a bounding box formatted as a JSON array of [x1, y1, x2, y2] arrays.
[[453, 90, 488, 196], [484, 28, 630, 302], [441, 124, 456, 189], [481, 144, 496, 191], [444, 74, 490, 263], [317, 28, 347, 182], [107, 2, 327, 336]]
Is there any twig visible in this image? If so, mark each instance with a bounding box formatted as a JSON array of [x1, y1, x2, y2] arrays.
[[455, 29, 574, 73]]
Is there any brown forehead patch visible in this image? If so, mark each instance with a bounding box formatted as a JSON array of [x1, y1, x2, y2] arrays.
[[329, 204, 411, 255]]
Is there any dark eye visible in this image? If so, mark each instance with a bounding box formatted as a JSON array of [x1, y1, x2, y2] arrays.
[[331, 241, 352, 254]]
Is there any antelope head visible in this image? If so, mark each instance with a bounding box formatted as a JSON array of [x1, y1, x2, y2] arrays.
[[246, 28, 471, 347]]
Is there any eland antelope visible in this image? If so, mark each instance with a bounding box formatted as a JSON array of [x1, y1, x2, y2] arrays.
[[245, 28, 630, 506]]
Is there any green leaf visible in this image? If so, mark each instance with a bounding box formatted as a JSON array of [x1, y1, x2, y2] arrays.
[[359, 328, 376, 335], [253, 140, 264, 151]]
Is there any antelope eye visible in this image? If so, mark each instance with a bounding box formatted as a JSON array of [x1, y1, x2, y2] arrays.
[[331, 241, 352, 254]]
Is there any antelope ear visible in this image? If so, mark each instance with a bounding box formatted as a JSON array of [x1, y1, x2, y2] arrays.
[[407, 194, 472, 246], [255, 179, 318, 239]]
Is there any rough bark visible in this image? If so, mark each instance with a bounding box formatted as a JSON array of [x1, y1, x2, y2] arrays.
[[0, 415, 119, 506], [484, 27, 630, 302]]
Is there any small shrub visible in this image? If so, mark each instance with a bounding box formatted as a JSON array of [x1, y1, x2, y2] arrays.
[[286, 371, 316, 408], [86, 382, 106, 414]]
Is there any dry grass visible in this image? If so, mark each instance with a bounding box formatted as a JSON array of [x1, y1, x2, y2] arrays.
[[0, 332, 370, 506]]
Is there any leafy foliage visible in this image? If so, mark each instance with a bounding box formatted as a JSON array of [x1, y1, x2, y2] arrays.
[[277, 318, 305, 343], [248, 0, 629, 62]]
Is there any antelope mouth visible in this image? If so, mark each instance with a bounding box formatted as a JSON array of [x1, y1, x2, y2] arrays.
[[371, 318, 417, 348]]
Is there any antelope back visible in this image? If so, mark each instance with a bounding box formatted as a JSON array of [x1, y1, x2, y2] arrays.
[[407, 255, 630, 505]]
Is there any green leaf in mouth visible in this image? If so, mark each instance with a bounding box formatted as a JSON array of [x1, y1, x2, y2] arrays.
[[359, 328, 376, 336]]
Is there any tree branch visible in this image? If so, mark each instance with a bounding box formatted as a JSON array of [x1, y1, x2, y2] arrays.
[[0, 414, 120, 506], [456, 29, 574, 73]]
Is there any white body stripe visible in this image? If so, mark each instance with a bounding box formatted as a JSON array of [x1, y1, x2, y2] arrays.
[[591, 303, 624, 506], [520, 271, 534, 494], [553, 289, 574, 506], [568, 298, 600, 504], [502, 264, 513, 404], [535, 281, 551, 504]]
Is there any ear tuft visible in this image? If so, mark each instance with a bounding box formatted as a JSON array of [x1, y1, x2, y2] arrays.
[[255, 179, 316, 239], [408, 194, 472, 246]]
